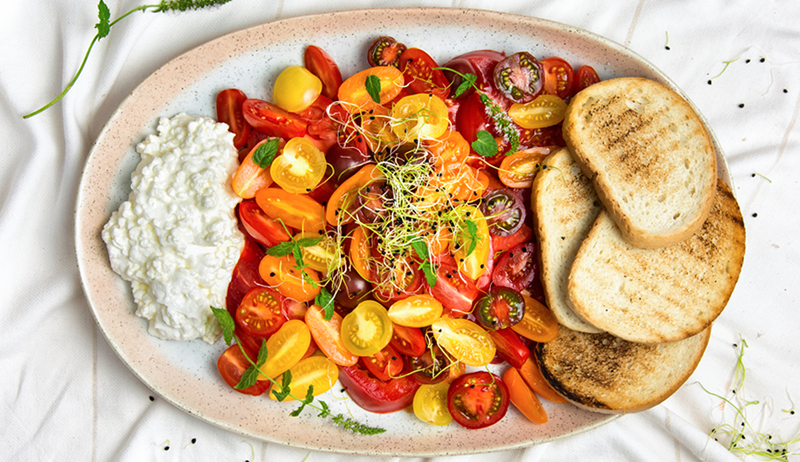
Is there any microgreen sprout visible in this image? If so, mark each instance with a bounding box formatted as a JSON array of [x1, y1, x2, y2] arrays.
[[23, 0, 233, 119]]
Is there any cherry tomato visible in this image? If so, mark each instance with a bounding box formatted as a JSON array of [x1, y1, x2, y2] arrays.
[[258, 254, 321, 302], [304, 304, 359, 366], [226, 236, 266, 313], [508, 94, 567, 129], [255, 187, 326, 234], [491, 223, 532, 255], [269, 355, 339, 401], [474, 286, 526, 330], [270, 137, 327, 194], [511, 293, 558, 343], [216, 88, 251, 149], [431, 316, 496, 367], [575, 65, 601, 93], [304, 45, 343, 101], [372, 257, 424, 303], [387, 294, 443, 327], [326, 164, 385, 226], [238, 200, 291, 247], [517, 355, 568, 404], [339, 363, 420, 413], [234, 324, 267, 359], [391, 93, 450, 141], [294, 231, 344, 273], [427, 129, 471, 169], [334, 267, 373, 309], [367, 36, 407, 68], [235, 286, 286, 338], [407, 345, 458, 385], [256, 319, 311, 380], [338, 66, 404, 113], [231, 138, 277, 199], [273, 65, 323, 113], [488, 328, 530, 369], [359, 105, 399, 153], [503, 367, 547, 424], [216, 344, 270, 396], [480, 188, 525, 237], [428, 262, 479, 317], [327, 142, 372, 184], [348, 225, 375, 281], [498, 147, 551, 188], [389, 324, 427, 357], [493, 52, 544, 103], [492, 242, 538, 292], [242, 99, 308, 139], [413, 382, 453, 426], [361, 344, 404, 382], [447, 371, 509, 429], [541, 57, 575, 99], [450, 205, 491, 280], [341, 300, 394, 356], [519, 125, 566, 149], [399, 48, 450, 100], [281, 298, 309, 321]]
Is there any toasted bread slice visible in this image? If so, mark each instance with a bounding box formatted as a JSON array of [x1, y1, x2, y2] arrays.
[[567, 180, 745, 343], [563, 77, 717, 249], [535, 324, 711, 414], [531, 147, 603, 333]]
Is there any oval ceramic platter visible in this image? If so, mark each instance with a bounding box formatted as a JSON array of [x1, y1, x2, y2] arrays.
[[75, 8, 729, 456]]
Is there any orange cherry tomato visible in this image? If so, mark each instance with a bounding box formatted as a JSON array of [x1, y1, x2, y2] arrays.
[[349, 225, 374, 281], [231, 139, 277, 198], [498, 147, 551, 189], [269, 137, 327, 194], [517, 355, 568, 404], [510, 294, 559, 343], [503, 367, 548, 424], [426, 129, 470, 170], [387, 294, 443, 327], [304, 304, 359, 367], [269, 355, 339, 401], [255, 187, 325, 234], [507, 94, 567, 129], [360, 105, 399, 153], [326, 164, 385, 226], [258, 254, 321, 302], [338, 66, 404, 113]]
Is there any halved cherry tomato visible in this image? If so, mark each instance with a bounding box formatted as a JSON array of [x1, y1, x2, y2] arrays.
[[226, 236, 266, 313], [339, 363, 420, 413], [389, 324, 427, 357], [508, 95, 567, 129], [541, 57, 575, 100], [340, 300, 393, 356], [518, 355, 568, 404], [236, 286, 286, 338], [431, 316, 495, 367], [493, 52, 544, 103], [273, 66, 322, 113], [360, 105, 399, 153], [242, 99, 308, 139], [338, 66, 404, 113], [399, 48, 450, 100], [450, 205, 491, 280], [304, 304, 358, 366], [498, 147, 551, 188], [503, 367, 547, 424], [216, 88, 251, 149], [426, 129, 471, 169], [575, 65, 601, 93], [269, 355, 339, 401], [367, 36, 407, 68], [281, 298, 309, 321], [372, 257, 424, 303], [407, 345, 458, 385], [474, 286, 526, 330], [349, 225, 374, 281], [270, 137, 327, 194], [361, 344, 404, 382], [480, 187, 525, 237], [387, 294, 443, 327], [391, 93, 450, 141], [413, 382, 453, 426], [217, 344, 270, 396], [492, 223, 532, 255], [447, 371, 509, 429], [258, 254, 321, 302], [326, 164, 385, 226], [239, 200, 291, 247], [256, 319, 311, 380], [519, 125, 566, 149], [294, 231, 344, 273], [488, 328, 530, 369], [511, 294, 558, 343], [255, 187, 326, 234], [492, 242, 538, 292], [304, 45, 343, 101], [428, 262, 479, 317], [231, 138, 277, 199]]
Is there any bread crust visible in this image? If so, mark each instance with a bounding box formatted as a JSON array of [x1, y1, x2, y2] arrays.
[[563, 77, 717, 249]]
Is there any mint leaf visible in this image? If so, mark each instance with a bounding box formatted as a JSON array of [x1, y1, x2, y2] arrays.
[[420, 261, 437, 287], [315, 288, 335, 320], [235, 365, 260, 390], [295, 237, 322, 248], [95, 0, 111, 39], [410, 239, 430, 261], [210, 306, 235, 345], [271, 370, 293, 402], [252, 138, 280, 168], [266, 242, 294, 257], [454, 73, 477, 98], [292, 244, 306, 270], [256, 339, 269, 368], [471, 130, 497, 157], [465, 220, 479, 256], [365, 74, 382, 103], [290, 385, 315, 417], [317, 400, 331, 418]]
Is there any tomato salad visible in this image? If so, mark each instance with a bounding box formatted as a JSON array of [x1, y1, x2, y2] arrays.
[[215, 37, 600, 430]]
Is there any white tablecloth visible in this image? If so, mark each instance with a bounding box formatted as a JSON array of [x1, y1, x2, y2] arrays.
[[3, 0, 799, 460]]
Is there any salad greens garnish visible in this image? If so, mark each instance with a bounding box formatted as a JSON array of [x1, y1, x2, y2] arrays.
[[252, 138, 280, 168], [23, 0, 233, 119], [314, 287, 336, 320], [211, 306, 386, 435], [365, 75, 382, 103], [411, 239, 437, 287], [471, 130, 498, 157]]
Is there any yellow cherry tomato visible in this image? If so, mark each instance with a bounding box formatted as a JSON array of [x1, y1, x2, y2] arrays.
[[270, 137, 327, 194], [387, 294, 443, 327], [391, 93, 450, 141], [450, 205, 491, 280], [273, 65, 323, 113], [431, 316, 496, 367], [294, 231, 344, 273], [269, 355, 339, 401], [341, 300, 393, 356], [413, 382, 453, 426], [257, 319, 311, 380], [507, 94, 567, 129]]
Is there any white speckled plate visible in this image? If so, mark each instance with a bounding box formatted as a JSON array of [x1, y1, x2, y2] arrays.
[[75, 8, 729, 456]]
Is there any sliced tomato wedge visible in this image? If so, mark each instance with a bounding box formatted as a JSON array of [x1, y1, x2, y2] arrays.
[[488, 328, 530, 369], [427, 262, 479, 317], [541, 57, 575, 99], [217, 344, 270, 396], [575, 65, 601, 93], [242, 99, 308, 139], [304, 45, 343, 100], [238, 200, 291, 247], [492, 223, 532, 255], [492, 242, 538, 292], [361, 344, 404, 382], [503, 367, 547, 424], [216, 88, 251, 149], [446, 371, 509, 429], [235, 286, 286, 338], [389, 324, 427, 357], [399, 47, 450, 100], [339, 363, 420, 413]]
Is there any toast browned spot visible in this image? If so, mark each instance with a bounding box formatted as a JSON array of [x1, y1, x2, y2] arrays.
[[535, 324, 711, 414], [563, 77, 717, 249], [567, 180, 745, 344]]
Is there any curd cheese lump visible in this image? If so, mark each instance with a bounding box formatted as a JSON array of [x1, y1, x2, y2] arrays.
[[102, 113, 244, 344]]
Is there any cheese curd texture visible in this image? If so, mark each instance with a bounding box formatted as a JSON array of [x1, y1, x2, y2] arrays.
[[102, 114, 244, 344]]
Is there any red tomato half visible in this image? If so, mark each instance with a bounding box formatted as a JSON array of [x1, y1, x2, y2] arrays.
[[235, 287, 286, 338], [242, 99, 308, 139], [575, 65, 601, 93], [447, 371, 510, 429], [399, 48, 450, 100], [488, 328, 530, 369], [492, 242, 538, 292], [304, 45, 343, 100], [389, 324, 427, 357], [428, 263, 479, 317], [361, 344, 404, 382], [217, 344, 270, 396], [216, 88, 252, 149], [492, 223, 532, 256], [339, 363, 420, 413], [541, 57, 575, 99], [225, 236, 266, 313], [239, 200, 291, 247]]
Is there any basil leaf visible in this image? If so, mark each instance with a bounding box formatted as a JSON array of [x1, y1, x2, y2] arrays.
[[410, 239, 430, 261], [471, 130, 498, 157], [315, 288, 335, 320], [420, 261, 437, 287], [365, 74, 382, 103], [266, 242, 294, 257], [252, 138, 280, 168], [210, 306, 235, 346]]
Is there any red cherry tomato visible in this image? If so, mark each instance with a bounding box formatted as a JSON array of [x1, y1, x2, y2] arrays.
[[474, 286, 526, 330], [225, 236, 265, 313], [367, 36, 407, 67], [235, 287, 286, 338], [518, 125, 566, 149], [479, 188, 525, 237], [575, 65, 601, 93], [304, 45, 343, 100], [242, 99, 308, 139], [407, 345, 457, 385], [541, 57, 575, 99], [217, 344, 270, 396], [361, 344, 404, 382], [338, 363, 420, 413], [389, 324, 427, 357], [492, 223, 532, 256], [447, 371, 510, 429], [216, 89, 252, 149], [238, 200, 291, 247], [399, 48, 450, 100], [488, 328, 530, 369], [492, 242, 538, 292], [493, 52, 544, 103], [427, 262, 479, 317]]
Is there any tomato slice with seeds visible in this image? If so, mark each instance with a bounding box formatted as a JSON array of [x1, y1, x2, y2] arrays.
[[216, 88, 251, 149], [304, 45, 343, 100], [242, 99, 308, 139], [431, 316, 495, 367], [399, 47, 450, 100], [255, 187, 326, 234], [491, 223, 532, 256], [413, 382, 453, 426], [341, 300, 394, 356], [447, 371, 510, 429], [498, 147, 551, 188], [389, 323, 427, 357], [474, 286, 526, 330], [387, 294, 443, 327], [575, 65, 601, 93], [541, 57, 575, 100], [508, 94, 567, 130], [511, 293, 559, 343], [407, 345, 457, 385], [367, 36, 407, 68], [269, 355, 339, 401], [339, 363, 420, 413], [479, 188, 525, 237], [492, 242, 538, 292], [304, 304, 359, 367], [493, 52, 544, 103], [235, 286, 286, 338], [361, 344, 404, 382], [427, 262, 479, 317]]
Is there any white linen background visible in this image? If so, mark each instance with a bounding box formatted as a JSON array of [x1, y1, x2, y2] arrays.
[[1, 0, 799, 460]]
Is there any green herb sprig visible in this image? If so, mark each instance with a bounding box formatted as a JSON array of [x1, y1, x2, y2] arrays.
[[23, 0, 233, 119], [365, 75, 382, 103], [209, 307, 385, 435], [411, 239, 437, 287]]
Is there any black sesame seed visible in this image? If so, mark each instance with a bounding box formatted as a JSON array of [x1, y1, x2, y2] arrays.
[[191, 438, 197, 444], [760, 57, 766, 63], [665, 46, 671, 50], [738, 103, 745, 108], [164, 446, 170, 451], [270, 272, 276, 277], [752, 213, 758, 217], [784, 88, 789, 93], [707, 79, 712, 85], [746, 59, 751, 63], [149, 396, 155, 401]]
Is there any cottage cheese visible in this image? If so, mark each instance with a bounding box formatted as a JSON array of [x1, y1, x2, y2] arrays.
[[102, 114, 244, 344]]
